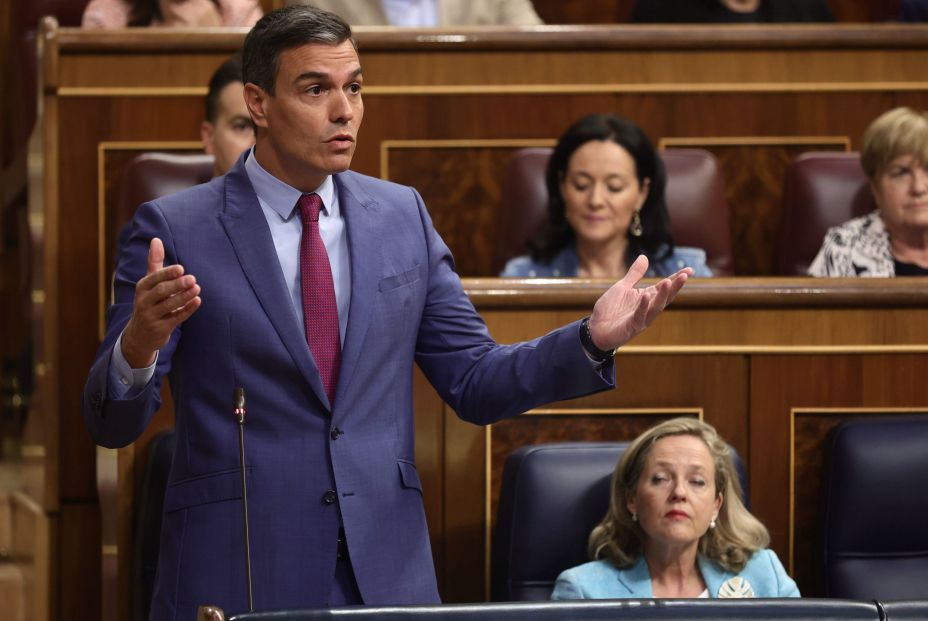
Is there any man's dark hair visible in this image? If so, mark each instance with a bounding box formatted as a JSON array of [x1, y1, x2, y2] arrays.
[[243, 5, 355, 96], [205, 53, 244, 123]]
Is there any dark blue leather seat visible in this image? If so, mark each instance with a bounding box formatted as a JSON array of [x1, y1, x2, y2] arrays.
[[879, 600, 928, 621], [491, 442, 747, 602], [132, 429, 176, 621], [822, 416, 928, 599]]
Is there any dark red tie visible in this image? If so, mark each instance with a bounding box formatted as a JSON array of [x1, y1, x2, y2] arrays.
[[298, 193, 341, 405]]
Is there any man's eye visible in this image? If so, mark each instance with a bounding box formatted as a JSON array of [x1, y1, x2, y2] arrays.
[[307, 86, 323, 95], [349, 83, 362, 94]]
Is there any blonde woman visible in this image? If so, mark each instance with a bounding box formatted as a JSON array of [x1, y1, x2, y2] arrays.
[[809, 107, 928, 277], [552, 418, 799, 599]]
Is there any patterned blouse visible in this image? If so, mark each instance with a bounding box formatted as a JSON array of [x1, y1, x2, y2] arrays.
[[807, 211, 895, 277]]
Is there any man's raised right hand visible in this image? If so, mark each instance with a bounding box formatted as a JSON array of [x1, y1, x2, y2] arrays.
[[120, 238, 202, 368]]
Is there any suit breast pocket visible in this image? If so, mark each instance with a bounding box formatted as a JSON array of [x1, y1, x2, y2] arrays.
[[378, 264, 421, 293]]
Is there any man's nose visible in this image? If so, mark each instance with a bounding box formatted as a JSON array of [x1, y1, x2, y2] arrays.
[[330, 90, 354, 123]]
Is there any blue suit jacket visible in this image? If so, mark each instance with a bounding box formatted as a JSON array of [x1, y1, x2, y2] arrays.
[[82, 157, 613, 620], [551, 550, 800, 599]]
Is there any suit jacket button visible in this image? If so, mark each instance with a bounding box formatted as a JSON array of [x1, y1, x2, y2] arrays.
[[330, 427, 342, 440], [322, 490, 338, 505]]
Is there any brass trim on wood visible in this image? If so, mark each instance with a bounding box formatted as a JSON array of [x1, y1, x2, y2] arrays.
[[659, 136, 851, 149], [54, 24, 928, 52], [58, 83, 928, 99], [59, 87, 207, 98]]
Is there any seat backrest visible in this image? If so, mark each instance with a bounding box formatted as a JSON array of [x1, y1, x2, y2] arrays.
[[822, 416, 928, 599], [492, 442, 748, 602], [227, 599, 884, 621], [131, 429, 176, 621], [777, 151, 877, 275], [878, 600, 928, 621], [118, 152, 215, 225], [495, 148, 734, 275]]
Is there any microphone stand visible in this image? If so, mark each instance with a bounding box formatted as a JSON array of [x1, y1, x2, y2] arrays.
[[234, 387, 254, 612]]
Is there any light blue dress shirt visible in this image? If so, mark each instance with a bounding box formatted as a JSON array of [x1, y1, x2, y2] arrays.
[[109, 148, 351, 397]]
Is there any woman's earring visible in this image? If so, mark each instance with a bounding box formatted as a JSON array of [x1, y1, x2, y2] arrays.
[[630, 211, 643, 237], [709, 518, 717, 529], [631, 512, 638, 523]]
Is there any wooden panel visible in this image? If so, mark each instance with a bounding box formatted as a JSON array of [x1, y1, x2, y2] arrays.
[[385, 143, 547, 276], [33, 24, 928, 618], [750, 355, 928, 596], [59, 502, 101, 621]]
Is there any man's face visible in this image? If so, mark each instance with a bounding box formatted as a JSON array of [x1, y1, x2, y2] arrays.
[[201, 81, 254, 177], [244, 41, 363, 192]]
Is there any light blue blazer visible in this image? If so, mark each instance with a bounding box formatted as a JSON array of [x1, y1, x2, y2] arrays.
[[552, 550, 800, 599], [500, 244, 713, 278]]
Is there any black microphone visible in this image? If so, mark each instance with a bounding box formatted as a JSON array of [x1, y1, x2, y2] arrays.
[[233, 387, 254, 612]]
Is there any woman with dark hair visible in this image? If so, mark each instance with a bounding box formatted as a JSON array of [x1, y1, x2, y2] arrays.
[[501, 113, 712, 278], [82, 0, 262, 28]]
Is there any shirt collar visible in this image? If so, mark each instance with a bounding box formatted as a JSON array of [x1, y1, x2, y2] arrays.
[[244, 147, 338, 221]]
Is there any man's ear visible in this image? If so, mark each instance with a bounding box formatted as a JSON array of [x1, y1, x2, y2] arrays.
[[200, 121, 215, 154], [243, 82, 269, 129]]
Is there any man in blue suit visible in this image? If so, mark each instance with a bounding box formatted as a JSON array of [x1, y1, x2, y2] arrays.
[[82, 6, 691, 620]]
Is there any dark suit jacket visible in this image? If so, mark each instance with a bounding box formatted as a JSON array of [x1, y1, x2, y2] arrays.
[[82, 156, 612, 620]]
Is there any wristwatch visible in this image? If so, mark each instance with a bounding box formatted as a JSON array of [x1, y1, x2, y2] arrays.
[[579, 316, 615, 362]]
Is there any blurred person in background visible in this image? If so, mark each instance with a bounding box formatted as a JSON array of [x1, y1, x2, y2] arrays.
[[809, 107, 928, 277], [631, 0, 834, 23], [501, 113, 711, 279], [286, 0, 542, 26], [82, 0, 262, 28], [552, 417, 799, 599], [201, 54, 254, 178]]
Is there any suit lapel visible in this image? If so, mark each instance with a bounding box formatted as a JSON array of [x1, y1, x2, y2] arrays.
[[218, 159, 331, 409], [333, 173, 381, 409], [617, 557, 653, 597], [698, 555, 732, 598]]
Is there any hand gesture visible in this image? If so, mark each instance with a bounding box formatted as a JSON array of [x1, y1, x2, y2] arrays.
[[588, 255, 691, 351], [121, 238, 202, 368]]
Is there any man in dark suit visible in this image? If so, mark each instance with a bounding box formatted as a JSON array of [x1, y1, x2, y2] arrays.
[[82, 5, 690, 619]]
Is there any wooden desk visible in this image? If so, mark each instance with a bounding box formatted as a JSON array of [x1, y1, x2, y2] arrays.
[[418, 278, 928, 601], [28, 20, 928, 620]]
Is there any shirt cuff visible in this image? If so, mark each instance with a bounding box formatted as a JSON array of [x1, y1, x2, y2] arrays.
[[108, 332, 157, 400]]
